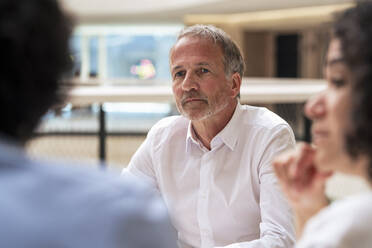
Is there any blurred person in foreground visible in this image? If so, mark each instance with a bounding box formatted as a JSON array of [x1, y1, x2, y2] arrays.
[[125, 24, 296, 248], [273, 2, 372, 247], [0, 0, 176, 247]]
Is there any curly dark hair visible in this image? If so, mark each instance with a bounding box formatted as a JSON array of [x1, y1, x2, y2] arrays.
[[0, 0, 73, 143], [333, 1, 372, 178]]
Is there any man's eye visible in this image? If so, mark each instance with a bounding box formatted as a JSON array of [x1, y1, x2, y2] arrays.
[[201, 68, 209, 73], [174, 71, 185, 78]]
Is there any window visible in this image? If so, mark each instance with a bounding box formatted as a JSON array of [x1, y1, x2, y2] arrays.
[[72, 24, 183, 82]]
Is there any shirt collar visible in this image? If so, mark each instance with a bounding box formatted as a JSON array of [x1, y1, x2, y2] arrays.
[[185, 102, 243, 153], [186, 122, 203, 153], [213, 102, 242, 151]]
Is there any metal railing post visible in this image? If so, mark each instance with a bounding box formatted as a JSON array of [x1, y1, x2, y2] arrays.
[[98, 103, 106, 166]]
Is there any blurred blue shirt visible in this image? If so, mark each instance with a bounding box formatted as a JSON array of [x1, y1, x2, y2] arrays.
[[0, 136, 177, 248]]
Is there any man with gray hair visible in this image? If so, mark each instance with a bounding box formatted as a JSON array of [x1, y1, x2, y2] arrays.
[[125, 24, 295, 248]]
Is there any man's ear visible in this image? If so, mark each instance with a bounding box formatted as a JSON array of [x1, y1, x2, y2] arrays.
[[230, 72, 242, 98]]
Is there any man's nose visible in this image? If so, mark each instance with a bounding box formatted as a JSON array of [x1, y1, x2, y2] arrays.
[[182, 72, 199, 91], [304, 91, 326, 120]]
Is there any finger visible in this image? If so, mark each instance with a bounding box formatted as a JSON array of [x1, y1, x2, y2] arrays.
[[285, 143, 317, 191], [273, 154, 296, 190], [273, 151, 294, 178], [290, 143, 315, 179], [296, 143, 315, 169]]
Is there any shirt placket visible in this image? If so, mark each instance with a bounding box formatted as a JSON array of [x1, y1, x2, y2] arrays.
[[197, 151, 214, 248]]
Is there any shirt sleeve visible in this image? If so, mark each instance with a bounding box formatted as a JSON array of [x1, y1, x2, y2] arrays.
[[216, 124, 296, 248], [122, 126, 158, 189]]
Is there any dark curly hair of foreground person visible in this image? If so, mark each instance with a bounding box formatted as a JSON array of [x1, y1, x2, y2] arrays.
[[0, 0, 73, 142], [334, 0, 372, 178]]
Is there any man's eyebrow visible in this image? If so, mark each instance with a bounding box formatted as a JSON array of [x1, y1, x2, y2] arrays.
[[171, 62, 211, 71], [197, 62, 210, 66], [171, 65, 183, 71]]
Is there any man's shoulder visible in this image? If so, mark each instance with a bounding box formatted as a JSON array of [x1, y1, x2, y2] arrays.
[[153, 115, 188, 129], [149, 115, 188, 137], [240, 104, 290, 130]]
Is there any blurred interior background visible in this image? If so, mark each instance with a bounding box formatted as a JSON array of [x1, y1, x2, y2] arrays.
[[26, 0, 370, 199]]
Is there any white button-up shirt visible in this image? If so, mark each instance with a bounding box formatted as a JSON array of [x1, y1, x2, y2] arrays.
[[125, 103, 296, 248]]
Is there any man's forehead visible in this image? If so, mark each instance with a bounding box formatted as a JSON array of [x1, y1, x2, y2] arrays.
[[170, 37, 223, 66], [176, 35, 215, 46], [172, 36, 223, 56]]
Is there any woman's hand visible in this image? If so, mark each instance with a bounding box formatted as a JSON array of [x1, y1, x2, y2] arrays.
[[273, 143, 333, 238]]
